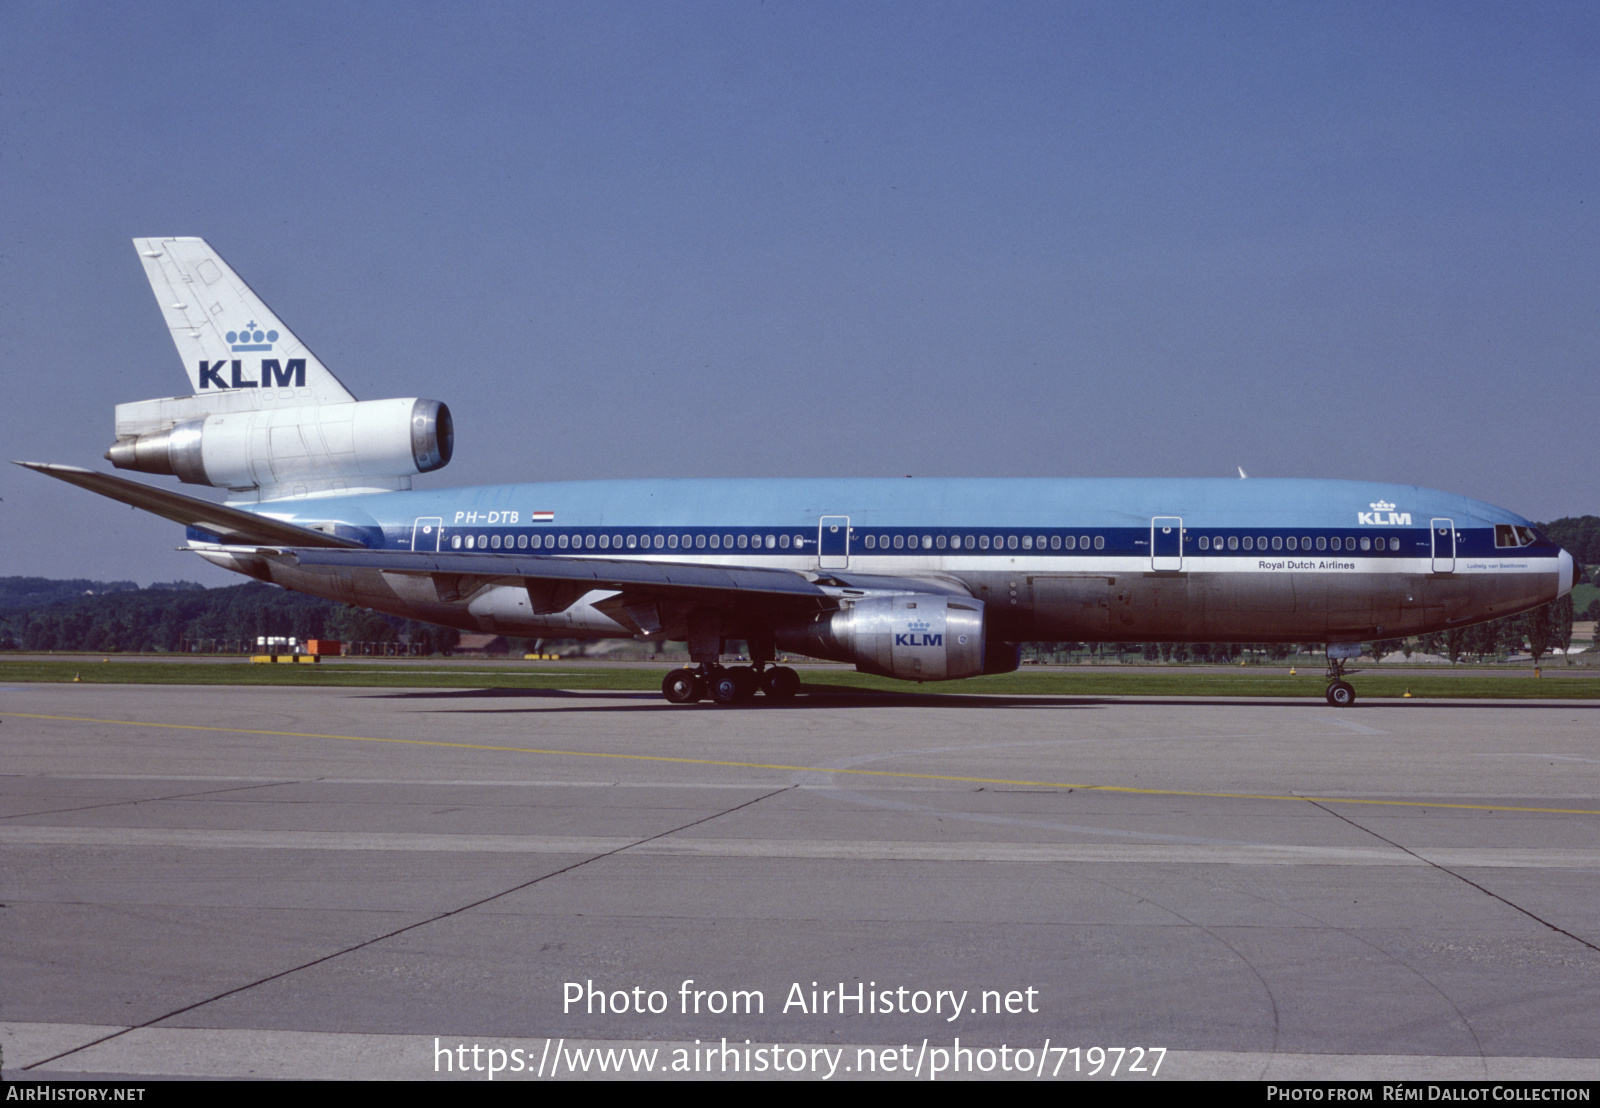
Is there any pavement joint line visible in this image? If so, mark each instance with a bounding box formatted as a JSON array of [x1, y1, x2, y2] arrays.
[[11, 711, 1600, 817]]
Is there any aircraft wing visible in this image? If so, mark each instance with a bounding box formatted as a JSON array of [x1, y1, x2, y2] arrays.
[[285, 548, 973, 635], [15, 463, 365, 549], [287, 546, 831, 605]]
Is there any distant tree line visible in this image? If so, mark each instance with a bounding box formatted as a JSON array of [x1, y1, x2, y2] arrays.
[[0, 577, 459, 655]]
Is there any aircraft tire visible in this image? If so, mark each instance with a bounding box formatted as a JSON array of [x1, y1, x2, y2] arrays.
[[710, 666, 760, 704], [1326, 681, 1356, 707], [761, 666, 801, 700], [662, 669, 702, 704]]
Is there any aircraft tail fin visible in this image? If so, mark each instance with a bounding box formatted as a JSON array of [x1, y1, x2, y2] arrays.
[[133, 237, 355, 404]]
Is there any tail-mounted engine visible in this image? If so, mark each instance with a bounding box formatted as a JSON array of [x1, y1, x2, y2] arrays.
[[775, 594, 1020, 681], [106, 397, 452, 498]]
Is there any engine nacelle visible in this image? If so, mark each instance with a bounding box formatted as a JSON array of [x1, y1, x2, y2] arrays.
[[775, 595, 1019, 681], [106, 398, 452, 495]]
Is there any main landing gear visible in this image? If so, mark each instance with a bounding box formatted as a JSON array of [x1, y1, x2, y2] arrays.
[[661, 663, 801, 705]]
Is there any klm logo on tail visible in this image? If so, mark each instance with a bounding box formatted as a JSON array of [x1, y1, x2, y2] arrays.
[[199, 359, 307, 389], [227, 322, 279, 352]]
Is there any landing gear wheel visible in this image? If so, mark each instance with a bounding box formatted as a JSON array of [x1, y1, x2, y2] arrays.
[[1326, 681, 1356, 708], [711, 665, 759, 704], [662, 669, 702, 704], [760, 666, 800, 700]]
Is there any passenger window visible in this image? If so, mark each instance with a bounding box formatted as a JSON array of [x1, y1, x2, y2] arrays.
[[1359, 536, 1370, 551], [1227, 536, 1238, 551], [451, 536, 461, 549], [1022, 535, 1032, 550], [492, 535, 502, 549], [780, 534, 790, 549], [1315, 536, 1326, 551], [1065, 535, 1076, 550], [1094, 535, 1104, 550], [937, 535, 947, 549], [1330, 537, 1340, 551], [979, 535, 989, 550], [478, 534, 487, 548], [1007, 535, 1018, 550], [1271, 536, 1282, 551], [1198, 536, 1209, 550], [585, 534, 596, 549], [709, 534, 719, 549], [1242, 536, 1253, 551], [723, 534, 732, 547], [864, 535, 875, 550], [696, 535, 707, 549], [1050, 535, 1060, 550], [1257, 535, 1267, 549], [894, 535, 904, 549]]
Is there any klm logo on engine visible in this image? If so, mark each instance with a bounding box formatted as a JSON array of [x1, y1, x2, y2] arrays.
[[1358, 500, 1411, 526], [896, 621, 942, 647], [198, 359, 307, 389]]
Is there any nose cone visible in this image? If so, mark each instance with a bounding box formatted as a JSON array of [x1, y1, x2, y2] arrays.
[[1558, 548, 1575, 598]]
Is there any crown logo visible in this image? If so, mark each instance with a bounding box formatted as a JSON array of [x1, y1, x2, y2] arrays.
[[907, 620, 930, 632], [226, 321, 279, 352], [1369, 500, 1396, 512]]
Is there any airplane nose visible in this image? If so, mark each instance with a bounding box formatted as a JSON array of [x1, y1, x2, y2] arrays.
[[1558, 548, 1575, 598]]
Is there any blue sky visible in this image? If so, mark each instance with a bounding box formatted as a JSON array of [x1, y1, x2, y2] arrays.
[[2, 1, 1596, 583]]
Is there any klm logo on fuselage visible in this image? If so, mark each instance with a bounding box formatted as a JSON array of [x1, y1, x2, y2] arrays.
[[198, 359, 307, 389], [1358, 500, 1411, 526]]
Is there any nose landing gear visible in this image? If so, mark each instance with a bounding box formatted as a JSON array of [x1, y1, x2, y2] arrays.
[[1324, 643, 1360, 707]]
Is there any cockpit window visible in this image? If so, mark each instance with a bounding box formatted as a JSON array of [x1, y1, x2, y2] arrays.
[[1494, 524, 1537, 548]]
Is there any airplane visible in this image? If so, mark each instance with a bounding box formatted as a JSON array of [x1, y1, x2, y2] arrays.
[[21, 238, 1576, 707]]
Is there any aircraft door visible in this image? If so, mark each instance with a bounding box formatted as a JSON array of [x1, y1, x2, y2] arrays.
[[1430, 518, 1456, 573], [819, 516, 850, 569], [411, 517, 443, 551], [1151, 516, 1183, 571]]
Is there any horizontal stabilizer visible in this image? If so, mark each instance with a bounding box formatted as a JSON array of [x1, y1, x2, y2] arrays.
[[16, 463, 364, 548]]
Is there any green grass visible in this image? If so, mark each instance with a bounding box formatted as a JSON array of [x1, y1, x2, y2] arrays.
[[5, 658, 1598, 700]]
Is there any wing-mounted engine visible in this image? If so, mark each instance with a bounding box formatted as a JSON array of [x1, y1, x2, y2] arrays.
[[106, 395, 452, 499], [775, 594, 1020, 681]]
